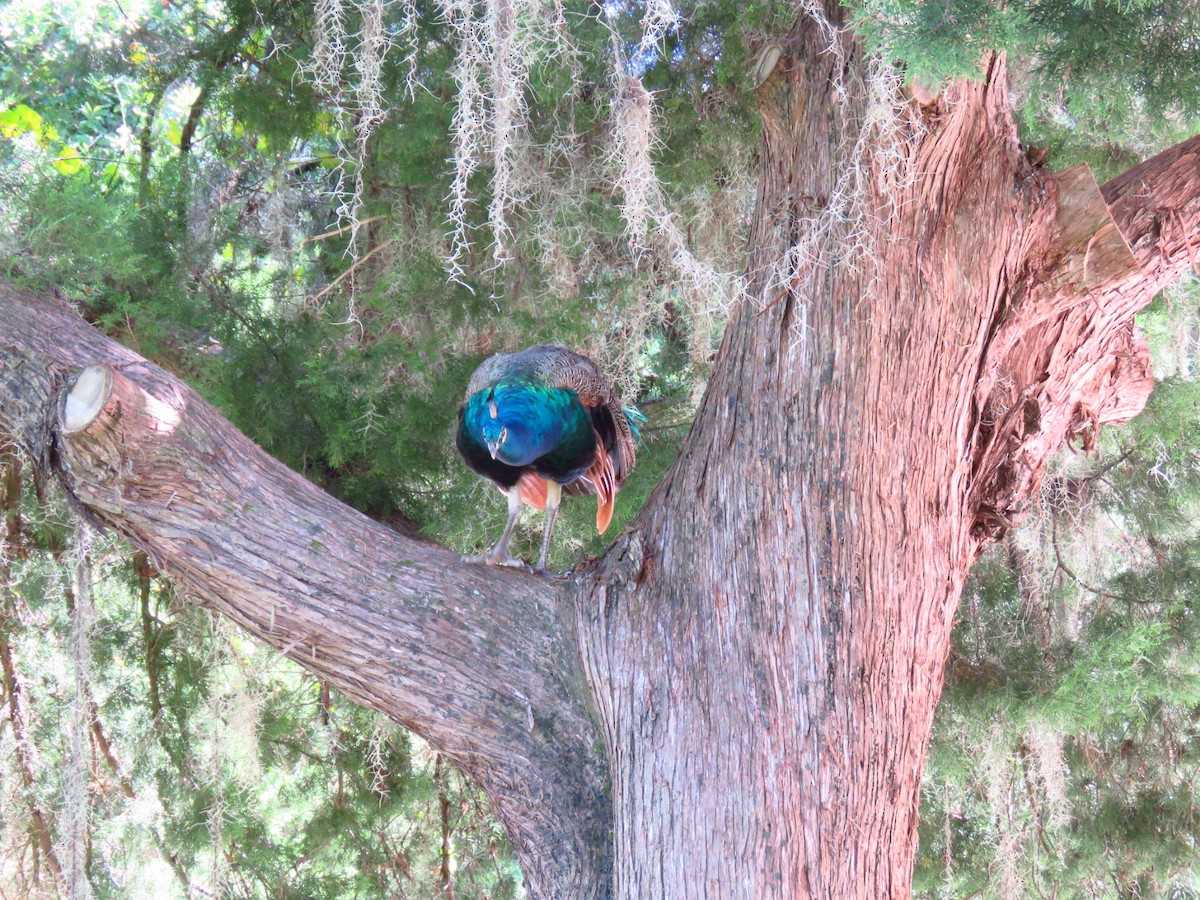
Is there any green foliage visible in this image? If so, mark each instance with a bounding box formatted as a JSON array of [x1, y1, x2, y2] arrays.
[[854, 0, 1030, 84], [853, 1, 1200, 177]]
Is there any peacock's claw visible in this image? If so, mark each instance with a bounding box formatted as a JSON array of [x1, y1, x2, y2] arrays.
[[460, 551, 527, 568], [533, 564, 570, 580]]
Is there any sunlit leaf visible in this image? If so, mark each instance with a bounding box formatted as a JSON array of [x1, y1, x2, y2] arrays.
[[51, 144, 85, 176], [0, 103, 44, 139]]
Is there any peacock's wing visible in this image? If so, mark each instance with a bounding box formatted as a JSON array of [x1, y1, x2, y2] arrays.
[[525, 345, 637, 485], [518, 345, 635, 534]]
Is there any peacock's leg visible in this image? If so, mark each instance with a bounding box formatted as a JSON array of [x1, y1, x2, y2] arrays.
[[462, 489, 525, 567], [534, 481, 564, 576]]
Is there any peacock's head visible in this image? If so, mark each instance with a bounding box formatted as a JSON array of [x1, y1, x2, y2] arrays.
[[480, 389, 509, 460], [480, 421, 509, 459]]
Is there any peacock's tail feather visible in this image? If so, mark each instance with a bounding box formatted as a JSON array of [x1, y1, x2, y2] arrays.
[[623, 405, 647, 445], [590, 440, 617, 534]]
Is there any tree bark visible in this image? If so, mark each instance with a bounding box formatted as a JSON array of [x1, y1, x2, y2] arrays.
[[575, 7, 1199, 898], [2, 7, 1200, 897]]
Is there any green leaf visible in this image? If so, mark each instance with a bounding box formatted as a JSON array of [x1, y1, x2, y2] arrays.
[[0, 103, 44, 139], [51, 143, 84, 176]]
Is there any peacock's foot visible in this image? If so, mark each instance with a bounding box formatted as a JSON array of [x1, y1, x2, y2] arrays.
[[461, 550, 526, 568], [532, 564, 570, 580]]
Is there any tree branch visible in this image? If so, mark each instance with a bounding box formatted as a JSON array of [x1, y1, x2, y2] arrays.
[[89, 704, 136, 800], [968, 128, 1200, 542], [0, 450, 64, 889], [0, 285, 610, 896], [0, 613, 64, 888], [1102, 132, 1200, 295]]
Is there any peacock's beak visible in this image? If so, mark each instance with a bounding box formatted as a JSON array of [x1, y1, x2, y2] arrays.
[[487, 440, 500, 460]]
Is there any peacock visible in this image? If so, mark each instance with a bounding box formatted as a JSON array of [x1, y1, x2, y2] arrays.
[[456, 344, 641, 573]]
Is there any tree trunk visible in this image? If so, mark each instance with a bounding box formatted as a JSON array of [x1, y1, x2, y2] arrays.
[[575, 7, 1197, 898], [2, 6, 1200, 896]]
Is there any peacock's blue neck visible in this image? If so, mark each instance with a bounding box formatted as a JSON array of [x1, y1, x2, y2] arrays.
[[463, 382, 594, 469]]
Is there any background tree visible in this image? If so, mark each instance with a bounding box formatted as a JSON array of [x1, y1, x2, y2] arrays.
[[1, 0, 1200, 897]]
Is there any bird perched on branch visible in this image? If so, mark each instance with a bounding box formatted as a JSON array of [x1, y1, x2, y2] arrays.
[[456, 344, 641, 574]]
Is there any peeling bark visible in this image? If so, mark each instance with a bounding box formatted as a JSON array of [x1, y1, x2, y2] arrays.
[[573, 10, 1199, 898]]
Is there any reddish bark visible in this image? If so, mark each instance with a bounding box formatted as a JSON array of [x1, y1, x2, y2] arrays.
[[2, 6, 1200, 896], [574, 12, 1198, 898]]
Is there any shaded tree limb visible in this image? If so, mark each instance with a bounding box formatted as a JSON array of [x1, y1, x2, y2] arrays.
[[135, 551, 165, 723], [88, 705, 136, 800], [177, 83, 211, 156], [136, 85, 165, 208], [435, 753, 457, 899]]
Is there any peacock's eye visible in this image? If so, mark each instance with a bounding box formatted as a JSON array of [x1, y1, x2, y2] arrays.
[[499, 426, 508, 444]]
